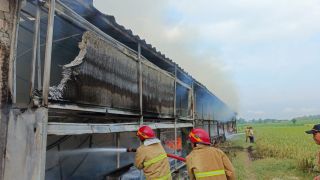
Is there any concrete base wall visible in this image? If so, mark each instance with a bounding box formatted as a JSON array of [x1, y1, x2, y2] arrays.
[[4, 108, 48, 180]]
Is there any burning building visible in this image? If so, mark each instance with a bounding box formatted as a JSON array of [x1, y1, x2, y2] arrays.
[[0, 0, 237, 179]]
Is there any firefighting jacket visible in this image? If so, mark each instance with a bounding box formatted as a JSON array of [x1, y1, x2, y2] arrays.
[[186, 144, 236, 180], [135, 139, 172, 180], [245, 128, 250, 137]]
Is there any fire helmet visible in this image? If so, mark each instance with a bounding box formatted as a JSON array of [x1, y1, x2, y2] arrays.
[[137, 125, 155, 141], [188, 128, 211, 145]]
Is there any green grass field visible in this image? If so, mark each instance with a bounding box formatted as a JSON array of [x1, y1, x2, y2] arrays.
[[226, 121, 320, 180]]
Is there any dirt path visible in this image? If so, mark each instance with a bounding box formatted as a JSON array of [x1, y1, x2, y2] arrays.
[[244, 146, 257, 180]]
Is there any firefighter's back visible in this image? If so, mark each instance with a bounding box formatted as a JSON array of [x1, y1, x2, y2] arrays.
[[136, 142, 171, 180], [186, 145, 235, 180]]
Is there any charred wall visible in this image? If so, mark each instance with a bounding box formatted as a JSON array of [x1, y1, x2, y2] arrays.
[[142, 63, 174, 116]]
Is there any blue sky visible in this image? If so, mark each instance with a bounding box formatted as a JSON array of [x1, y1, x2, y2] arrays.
[[94, 0, 320, 120]]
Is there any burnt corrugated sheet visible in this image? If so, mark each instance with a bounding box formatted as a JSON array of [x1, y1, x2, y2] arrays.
[[50, 31, 139, 111], [49, 31, 175, 116], [176, 84, 190, 117], [142, 64, 175, 116], [194, 83, 235, 122]]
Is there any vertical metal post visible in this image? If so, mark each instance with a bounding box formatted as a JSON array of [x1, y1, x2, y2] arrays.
[[30, 3, 41, 97], [208, 120, 211, 138], [57, 144, 63, 180], [138, 43, 143, 125], [116, 133, 120, 168], [201, 104, 203, 121], [173, 65, 177, 168], [8, 0, 21, 103], [234, 115, 237, 133], [42, 0, 55, 106], [138, 43, 143, 180], [192, 83, 195, 127], [217, 122, 219, 136], [188, 88, 192, 118], [37, 9, 42, 90], [223, 123, 225, 134]]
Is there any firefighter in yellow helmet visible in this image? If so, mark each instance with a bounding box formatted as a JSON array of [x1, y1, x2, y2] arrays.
[[135, 125, 172, 180], [186, 128, 235, 180]]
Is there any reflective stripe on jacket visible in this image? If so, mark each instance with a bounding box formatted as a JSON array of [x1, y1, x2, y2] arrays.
[[135, 141, 172, 180], [195, 169, 225, 178], [186, 144, 236, 180], [144, 153, 167, 167]]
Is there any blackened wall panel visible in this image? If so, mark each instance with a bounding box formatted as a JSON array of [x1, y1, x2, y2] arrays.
[[142, 63, 174, 116], [176, 83, 190, 117]]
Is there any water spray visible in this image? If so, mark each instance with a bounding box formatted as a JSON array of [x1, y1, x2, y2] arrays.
[[60, 147, 186, 162], [60, 148, 128, 156]]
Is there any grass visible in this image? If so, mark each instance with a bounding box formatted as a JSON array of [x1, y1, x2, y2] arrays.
[[252, 158, 310, 180], [232, 151, 254, 180], [226, 121, 320, 180]]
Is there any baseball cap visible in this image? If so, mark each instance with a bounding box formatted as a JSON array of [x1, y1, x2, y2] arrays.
[[305, 124, 320, 134]]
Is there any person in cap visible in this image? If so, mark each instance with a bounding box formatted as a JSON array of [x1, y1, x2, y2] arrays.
[[305, 124, 320, 180], [186, 128, 235, 180], [135, 125, 172, 180]]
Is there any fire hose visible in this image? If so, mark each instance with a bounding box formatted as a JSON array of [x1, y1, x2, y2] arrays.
[[126, 148, 186, 162]]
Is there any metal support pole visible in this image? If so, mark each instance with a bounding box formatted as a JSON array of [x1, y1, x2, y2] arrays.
[[208, 120, 211, 137], [8, 0, 21, 103], [217, 122, 219, 136], [42, 0, 55, 106], [138, 43, 143, 180], [30, 3, 41, 98], [116, 133, 120, 168], [192, 83, 195, 127], [37, 13, 42, 90], [223, 122, 225, 134], [138, 43, 143, 125], [173, 65, 177, 168], [235, 119, 237, 133]]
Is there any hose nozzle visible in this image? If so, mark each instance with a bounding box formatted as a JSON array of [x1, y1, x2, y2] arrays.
[[126, 148, 137, 152]]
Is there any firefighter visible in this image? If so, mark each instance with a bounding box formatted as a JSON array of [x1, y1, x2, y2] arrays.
[[135, 125, 172, 180], [245, 126, 250, 142], [248, 127, 254, 143], [305, 124, 320, 180], [186, 128, 235, 180]]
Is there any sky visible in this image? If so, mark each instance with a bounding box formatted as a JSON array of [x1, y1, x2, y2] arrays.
[[93, 0, 320, 120]]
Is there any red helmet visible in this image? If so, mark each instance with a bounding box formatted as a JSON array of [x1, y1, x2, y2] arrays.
[[137, 125, 155, 141], [189, 128, 211, 145]]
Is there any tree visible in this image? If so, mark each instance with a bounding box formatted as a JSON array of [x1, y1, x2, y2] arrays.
[[292, 118, 297, 124]]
